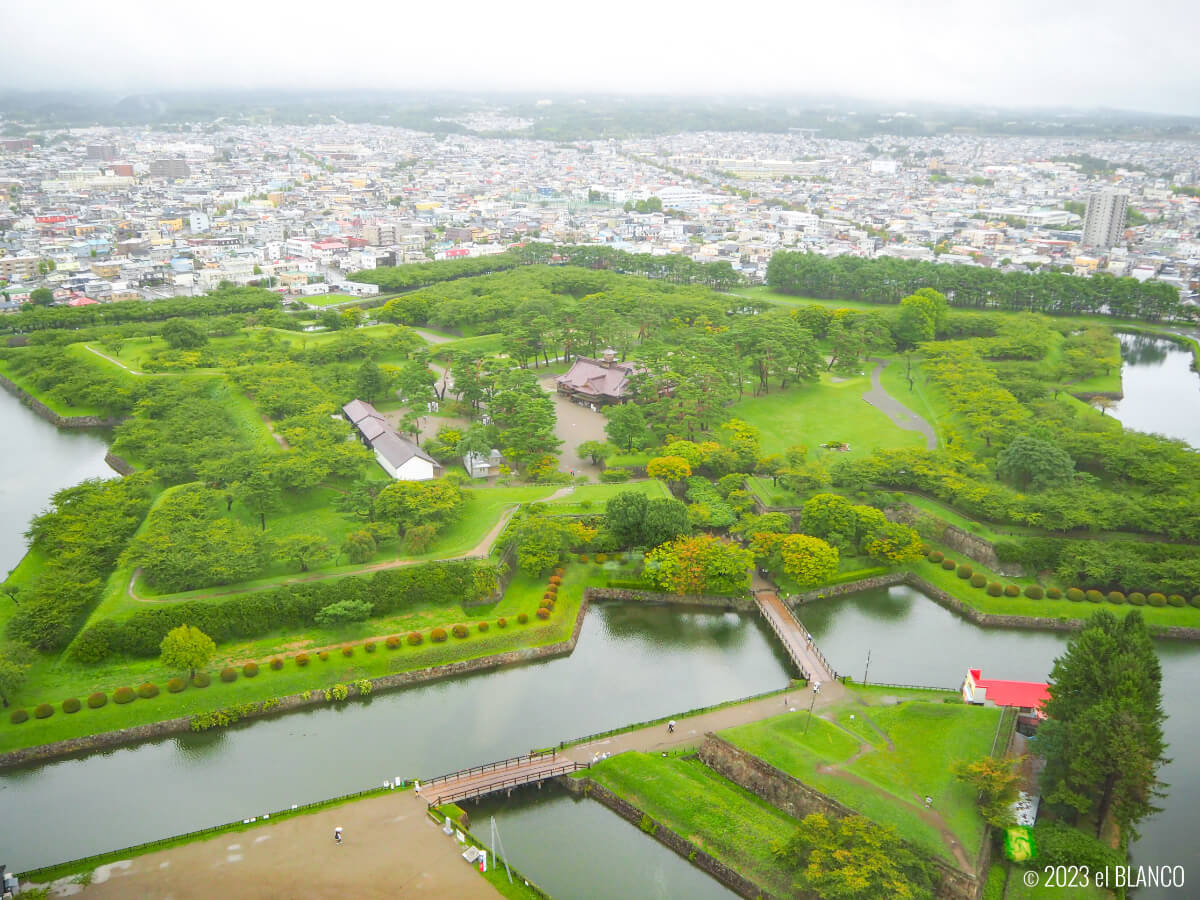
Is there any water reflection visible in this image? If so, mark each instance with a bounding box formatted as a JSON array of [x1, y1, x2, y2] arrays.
[[1111, 332, 1200, 448]]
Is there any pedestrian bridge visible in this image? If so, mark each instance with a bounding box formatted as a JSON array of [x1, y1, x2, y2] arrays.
[[420, 750, 584, 807], [754, 591, 837, 684]]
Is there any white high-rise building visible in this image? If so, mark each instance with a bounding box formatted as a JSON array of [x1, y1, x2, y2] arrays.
[[1082, 191, 1128, 249]]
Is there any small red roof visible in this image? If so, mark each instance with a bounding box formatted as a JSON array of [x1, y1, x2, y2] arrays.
[[67, 296, 99, 306], [967, 669, 1049, 710]]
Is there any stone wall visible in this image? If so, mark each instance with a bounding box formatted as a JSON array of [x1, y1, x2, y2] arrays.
[[585, 587, 755, 611], [886, 502, 1023, 576], [0, 595, 592, 770], [104, 452, 135, 475], [560, 776, 778, 900], [0, 373, 123, 429], [699, 734, 981, 900]]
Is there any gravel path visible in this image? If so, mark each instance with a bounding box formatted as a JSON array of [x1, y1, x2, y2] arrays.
[[861, 357, 937, 450]]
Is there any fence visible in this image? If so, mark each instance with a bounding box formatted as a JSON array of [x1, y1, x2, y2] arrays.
[[421, 749, 557, 789], [849, 679, 958, 692], [753, 598, 812, 680], [17, 783, 397, 883], [426, 761, 584, 807]]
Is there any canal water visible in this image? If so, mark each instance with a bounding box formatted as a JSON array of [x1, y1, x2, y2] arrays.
[[0, 389, 114, 577], [1111, 332, 1200, 448]]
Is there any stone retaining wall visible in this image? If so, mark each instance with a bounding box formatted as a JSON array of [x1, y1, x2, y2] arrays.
[[560, 776, 776, 900], [886, 502, 1023, 576], [104, 452, 135, 475], [0, 373, 123, 428], [699, 734, 981, 900], [0, 595, 592, 770], [585, 587, 755, 611]]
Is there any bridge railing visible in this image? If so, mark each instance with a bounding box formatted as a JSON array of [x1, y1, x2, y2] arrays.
[[426, 762, 584, 807], [421, 749, 557, 789], [753, 596, 809, 680]]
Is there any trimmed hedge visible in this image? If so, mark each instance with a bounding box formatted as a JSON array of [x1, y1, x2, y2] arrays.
[[220, 667, 237, 683], [451, 624, 469, 639], [970, 573, 987, 588], [407, 631, 423, 646], [1129, 592, 1147, 606], [364, 641, 376, 653], [431, 627, 448, 643], [63, 697, 82, 713], [243, 662, 260, 677], [193, 671, 211, 687], [549, 575, 563, 585], [385, 636, 401, 650], [1066, 588, 1084, 602], [497, 617, 507, 628], [34, 703, 54, 719], [296, 652, 311, 665], [137, 682, 159, 699], [986, 582, 1003, 596], [1168, 594, 1186, 607], [1004, 585, 1020, 597], [1148, 593, 1167, 607], [927, 550, 944, 563], [1191, 595, 1200, 608], [941, 559, 957, 571], [1085, 590, 1104, 603], [536, 607, 551, 619], [956, 564, 973, 579], [478, 621, 489, 632], [318, 651, 330, 661], [517, 613, 528, 624], [269, 657, 284, 670], [87, 692, 108, 708], [1046, 587, 1062, 599], [72, 559, 487, 662], [9, 709, 28, 724], [167, 677, 187, 693], [342, 646, 354, 657], [114, 686, 136, 703], [1024, 585, 1044, 599], [1107, 591, 1126, 605]]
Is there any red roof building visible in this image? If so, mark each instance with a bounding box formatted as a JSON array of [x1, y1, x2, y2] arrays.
[[962, 669, 1049, 716]]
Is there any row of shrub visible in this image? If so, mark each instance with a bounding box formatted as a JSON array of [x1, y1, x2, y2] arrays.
[[924, 551, 1200, 608], [71, 559, 491, 662]]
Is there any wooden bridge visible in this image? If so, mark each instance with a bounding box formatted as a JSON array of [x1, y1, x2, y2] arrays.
[[754, 591, 837, 684], [420, 750, 584, 807]]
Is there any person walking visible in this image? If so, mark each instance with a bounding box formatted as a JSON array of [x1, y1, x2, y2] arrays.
[[334, 826, 343, 845], [667, 720, 676, 734]]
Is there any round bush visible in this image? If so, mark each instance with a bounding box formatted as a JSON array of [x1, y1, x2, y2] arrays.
[[549, 575, 563, 585], [407, 631, 423, 646], [1085, 590, 1104, 603], [956, 564, 973, 579], [220, 668, 237, 683], [1066, 588, 1084, 602], [1002, 584, 1019, 597], [1191, 595, 1200, 608], [538, 597, 552, 609], [927, 550, 944, 563], [546, 584, 558, 595], [497, 617, 507, 628], [1046, 587, 1063, 600], [318, 651, 330, 661], [87, 692, 108, 708], [554, 567, 565, 577], [243, 662, 259, 677], [193, 672, 211, 687], [342, 646, 354, 658], [543, 592, 554, 601], [577, 554, 589, 563], [1024, 585, 1044, 599], [167, 677, 186, 693], [1129, 592, 1147, 606], [451, 624, 469, 639], [517, 613, 528, 624], [9, 709, 28, 724], [269, 658, 283, 670], [137, 682, 159, 699], [477, 621, 489, 633], [941, 559, 957, 570], [364, 641, 377, 653], [986, 582, 1003, 596], [1168, 594, 1185, 607], [114, 686, 136, 703], [431, 627, 448, 643], [34, 703, 54, 719], [62, 697, 82, 714], [296, 653, 310, 666], [969, 573, 987, 588], [385, 636, 401, 650], [1107, 591, 1126, 605], [1148, 592, 1167, 607], [595, 553, 608, 563], [536, 607, 551, 619]]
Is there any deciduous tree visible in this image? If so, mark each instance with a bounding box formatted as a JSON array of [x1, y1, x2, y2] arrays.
[[159, 625, 216, 679]]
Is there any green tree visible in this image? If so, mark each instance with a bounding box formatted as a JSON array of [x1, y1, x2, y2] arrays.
[[953, 755, 1025, 828], [354, 360, 386, 403], [996, 435, 1075, 490], [161, 317, 209, 350], [507, 515, 572, 575], [158, 625, 216, 679], [605, 402, 648, 452], [750, 532, 839, 587], [606, 490, 650, 546], [333, 478, 386, 522], [376, 479, 464, 537], [644, 534, 753, 595], [0, 644, 32, 707], [862, 521, 923, 564], [577, 440, 613, 466], [29, 287, 54, 306], [341, 529, 377, 563], [642, 498, 691, 547], [275, 533, 330, 572], [314, 599, 374, 626], [775, 813, 934, 900], [647, 455, 692, 487], [800, 493, 858, 550], [1036, 610, 1167, 838]]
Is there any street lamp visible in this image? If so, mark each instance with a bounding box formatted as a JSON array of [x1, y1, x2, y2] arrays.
[[804, 681, 821, 734]]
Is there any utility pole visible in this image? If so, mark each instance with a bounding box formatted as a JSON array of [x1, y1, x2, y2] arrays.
[[804, 683, 821, 734], [863, 649, 872, 685]]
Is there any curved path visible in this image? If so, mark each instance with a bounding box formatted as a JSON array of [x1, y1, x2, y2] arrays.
[[862, 357, 937, 450]]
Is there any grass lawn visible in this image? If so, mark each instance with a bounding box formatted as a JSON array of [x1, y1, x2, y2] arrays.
[[728, 371, 927, 459], [720, 687, 1002, 865], [606, 450, 653, 469], [0, 562, 597, 755], [745, 475, 798, 508], [579, 752, 800, 897], [538, 479, 669, 515], [428, 333, 506, 361]]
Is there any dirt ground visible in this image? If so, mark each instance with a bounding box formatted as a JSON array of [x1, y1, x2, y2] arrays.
[[538, 374, 609, 477], [44, 791, 499, 900]]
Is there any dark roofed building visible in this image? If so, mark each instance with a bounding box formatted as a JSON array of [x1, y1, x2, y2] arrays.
[[555, 349, 640, 408]]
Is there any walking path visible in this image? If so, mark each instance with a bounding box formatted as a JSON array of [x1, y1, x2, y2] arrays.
[[422, 752, 582, 807], [754, 590, 837, 683], [46, 791, 500, 900], [862, 357, 937, 450], [82, 344, 171, 377]]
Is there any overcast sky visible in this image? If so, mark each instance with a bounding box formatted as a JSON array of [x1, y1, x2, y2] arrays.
[[4, 0, 1198, 116]]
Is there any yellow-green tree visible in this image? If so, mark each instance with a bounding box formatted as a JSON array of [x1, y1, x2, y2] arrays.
[[646, 455, 692, 486], [862, 521, 923, 564], [645, 534, 752, 595], [159, 625, 216, 679]]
